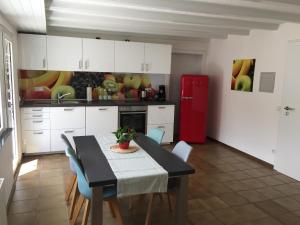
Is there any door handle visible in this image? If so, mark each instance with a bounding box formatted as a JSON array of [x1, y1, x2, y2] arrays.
[[284, 106, 295, 111]]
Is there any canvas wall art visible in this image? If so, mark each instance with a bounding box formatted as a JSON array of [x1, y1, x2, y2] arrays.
[[231, 59, 256, 92]]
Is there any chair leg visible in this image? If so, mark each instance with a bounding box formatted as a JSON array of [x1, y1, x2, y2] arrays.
[[81, 199, 91, 225], [109, 198, 125, 225], [107, 201, 116, 218], [66, 174, 76, 201], [158, 193, 164, 203], [167, 193, 173, 212], [145, 194, 154, 225], [69, 195, 85, 225], [69, 179, 79, 220]]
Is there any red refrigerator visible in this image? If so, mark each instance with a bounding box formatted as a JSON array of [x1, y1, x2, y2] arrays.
[[179, 75, 209, 143]]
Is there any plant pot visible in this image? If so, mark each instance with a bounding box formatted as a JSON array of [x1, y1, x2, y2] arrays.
[[119, 141, 130, 150]]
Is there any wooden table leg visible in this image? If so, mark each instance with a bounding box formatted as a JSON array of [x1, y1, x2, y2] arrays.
[[174, 176, 188, 225], [91, 186, 103, 225]]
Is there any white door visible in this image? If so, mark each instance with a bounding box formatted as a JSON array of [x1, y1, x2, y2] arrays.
[[82, 39, 114, 72], [18, 34, 47, 70], [275, 41, 300, 180], [145, 43, 172, 74], [86, 106, 118, 136], [47, 36, 82, 71], [115, 41, 145, 73]]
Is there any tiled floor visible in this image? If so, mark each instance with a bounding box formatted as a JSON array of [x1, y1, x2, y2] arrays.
[[8, 140, 300, 225]]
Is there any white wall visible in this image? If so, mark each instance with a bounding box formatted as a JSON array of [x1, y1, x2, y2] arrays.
[[204, 23, 300, 165]]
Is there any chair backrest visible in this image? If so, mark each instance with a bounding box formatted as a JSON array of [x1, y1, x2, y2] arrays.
[[172, 141, 192, 162], [69, 154, 92, 199], [147, 128, 165, 145], [61, 134, 76, 174]]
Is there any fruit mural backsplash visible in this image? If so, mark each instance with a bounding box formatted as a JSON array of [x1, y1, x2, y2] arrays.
[[19, 70, 162, 101], [231, 59, 256, 92]]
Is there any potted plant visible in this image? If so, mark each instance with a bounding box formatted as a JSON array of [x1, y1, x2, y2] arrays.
[[113, 127, 136, 149]]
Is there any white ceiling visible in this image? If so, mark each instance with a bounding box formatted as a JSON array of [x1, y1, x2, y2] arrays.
[[0, 0, 46, 33], [2, 0, 300, 40]]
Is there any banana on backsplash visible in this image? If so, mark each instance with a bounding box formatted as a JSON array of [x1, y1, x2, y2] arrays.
[[51, 71, 73, 90], [20, 71, 60, 90], [232, 60, 243, 77]]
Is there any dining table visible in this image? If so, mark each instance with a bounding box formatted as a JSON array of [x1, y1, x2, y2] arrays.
[[73, 133, 195, 225]]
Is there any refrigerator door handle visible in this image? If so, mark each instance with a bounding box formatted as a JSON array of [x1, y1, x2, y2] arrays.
[[182, 96, 193, 100]]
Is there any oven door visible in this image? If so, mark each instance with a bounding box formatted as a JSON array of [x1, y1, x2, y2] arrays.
[[119, 111, 146, 134]]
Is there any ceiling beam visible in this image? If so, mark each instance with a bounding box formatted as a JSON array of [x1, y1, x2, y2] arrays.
[[47, 10, 250, 36], [50, 0, 300, 23], [47, 2, 279, 30], [47, 17, 229, 39]]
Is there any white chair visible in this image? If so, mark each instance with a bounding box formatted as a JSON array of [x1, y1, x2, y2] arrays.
[[144, 141, 193, 225]]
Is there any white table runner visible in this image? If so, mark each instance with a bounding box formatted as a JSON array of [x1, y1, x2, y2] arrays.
[[96, 134, 168, 197]]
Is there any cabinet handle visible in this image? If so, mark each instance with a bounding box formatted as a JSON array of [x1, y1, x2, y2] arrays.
[[141, 63, 145, 71], [64, 130, 75, 134], [145, 63, 149, 71], [79, 60, 82, 69], [32, 109, 42, 112], [33, 120, 43, 123], [98, 108, 107, 110], [157, 126, 165, 129], [43, 58, 46, 68], [85, 60, 89, 69], [32, 115, 42, 118], [64, 108, 74, 111], [158, 106, 166, 109], [33, 131, 43, 135]]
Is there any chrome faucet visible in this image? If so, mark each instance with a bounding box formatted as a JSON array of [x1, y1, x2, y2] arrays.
[[57, 92, 71, 104]]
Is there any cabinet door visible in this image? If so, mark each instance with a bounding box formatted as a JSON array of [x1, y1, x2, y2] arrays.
[[50, 107, 85, 129], [51, 128, 85, 152], [147, 123, 174, 143], [86, 106, 118, 136], [115, 41, 145, 73], [144, 43, 172, 74], [82, 39, 114, 72], [18, 34, 47, 70], [147, 105, 175, 124], [47, 36, 82, 71], [22, 130, 50, 153]]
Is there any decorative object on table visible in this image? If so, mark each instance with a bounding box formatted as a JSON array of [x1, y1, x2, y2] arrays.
[[113, 126, 136, 150], [231, 58, 256, 92], [110, 144, 139, 153]]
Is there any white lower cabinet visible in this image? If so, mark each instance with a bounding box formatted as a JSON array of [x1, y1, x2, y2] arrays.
[[86, 106, 118, 136], [50, 107, 85, 129], [22, 130, 51, 153], [51, 128, 85, 152], [147, 105, 175, 143]]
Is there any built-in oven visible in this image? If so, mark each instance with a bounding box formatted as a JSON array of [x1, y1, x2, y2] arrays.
[[118, 106, 147, 134]]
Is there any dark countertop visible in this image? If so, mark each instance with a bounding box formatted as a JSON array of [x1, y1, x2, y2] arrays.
[[20, 100, 176, 108]]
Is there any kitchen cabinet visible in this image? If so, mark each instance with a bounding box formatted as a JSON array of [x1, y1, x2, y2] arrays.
[[50, 107, 85, 129], [82, 39, 114, 72], [144, 43, 172, 74], [18, 34, 47, 70], [86, 106, 118, 136], [115, 41, 145, 73], [51, 128, 85, 152], [47, 36, 82, 71], [21, 107, 50, 154], [147, 105, 175, 143]]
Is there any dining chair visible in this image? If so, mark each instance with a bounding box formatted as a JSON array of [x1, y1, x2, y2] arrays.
[[147, 128, 165, 144], [144, 141, 193, 225], [61, 134, 80, 220], [68, 151, 125, 225]]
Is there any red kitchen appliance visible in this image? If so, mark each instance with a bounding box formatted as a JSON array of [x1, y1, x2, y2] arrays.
[[179, 75, 209, 143]]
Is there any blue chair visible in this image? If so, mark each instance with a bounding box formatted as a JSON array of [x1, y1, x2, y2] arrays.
[[68, 149, 125, 225], [147, 128, 165, 144]]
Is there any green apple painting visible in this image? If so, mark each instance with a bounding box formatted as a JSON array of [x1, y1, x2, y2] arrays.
[[19, 71, 157, 100], [231, 59, 256, 92]]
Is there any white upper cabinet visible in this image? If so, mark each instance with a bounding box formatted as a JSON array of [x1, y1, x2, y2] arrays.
[[18, 34, 47, 70], [144, 43, 172, 74], [115, 41, 145, 73], [82, 39, 115, 72], [47, 36, 82, 71]]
